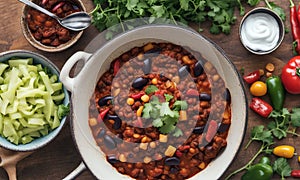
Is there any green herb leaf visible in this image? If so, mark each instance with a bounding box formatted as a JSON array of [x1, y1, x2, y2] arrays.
[[164, 94, 173, 102], [251, 125, 273, 145], [173, 127, 183, 137], [152, 118, 163, 127], [142, 97, 184, 137], [291, 108, 300, 127], [145, 85, 158, 94], [273, 158, 292, 179], [247, 0, 260, 6], [159, 122, 176, 134], [142, 103, 153, 119], [179, 0, 189, 11], [268, 2, 286, 21], [160, 102, 176, 117], [173, 100, 188, 111], [126, 0, 139, 11]]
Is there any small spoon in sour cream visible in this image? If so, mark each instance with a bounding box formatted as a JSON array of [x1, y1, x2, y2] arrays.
[[19, 0, 91, 31]]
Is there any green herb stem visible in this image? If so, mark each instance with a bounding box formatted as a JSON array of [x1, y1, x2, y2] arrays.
[[225, 143, 267, 180]]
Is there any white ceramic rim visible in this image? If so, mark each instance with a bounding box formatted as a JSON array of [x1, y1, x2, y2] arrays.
[[62, 24, 248, 179]]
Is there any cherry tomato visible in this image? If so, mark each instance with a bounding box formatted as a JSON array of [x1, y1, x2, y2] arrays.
[[250, 81, 267, 96]]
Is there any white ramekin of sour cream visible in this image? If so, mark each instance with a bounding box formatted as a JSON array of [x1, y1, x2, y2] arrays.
[[239, 7, 284, 55]]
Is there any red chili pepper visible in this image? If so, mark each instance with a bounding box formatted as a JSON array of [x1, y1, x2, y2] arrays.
[[52, 2, 65, 12], [289, 0, 300, 54], [113, 59, 120, 76], [281, 56, 300, 94], [205, 120, 218, 142], [130, 92, 145, 100], [97, 108, 110, 122], [243, 70, 260, 84], [249, 98, 273, 118], [186, 89, 199, 96], [291, 170, 300, 178]]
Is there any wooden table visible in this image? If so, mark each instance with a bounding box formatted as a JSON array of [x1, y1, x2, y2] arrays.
[[0, 0, 299, 179]]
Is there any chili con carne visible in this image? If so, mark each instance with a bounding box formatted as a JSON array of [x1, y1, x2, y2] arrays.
[[26, 0, 81, 47], [88, 42, 232, 180]]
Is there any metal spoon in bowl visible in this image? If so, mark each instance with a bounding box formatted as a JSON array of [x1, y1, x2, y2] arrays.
[[18, 0, 91, 31]]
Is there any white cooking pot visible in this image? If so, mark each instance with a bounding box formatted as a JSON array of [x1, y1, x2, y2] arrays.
[[60, 25, 247, 179]]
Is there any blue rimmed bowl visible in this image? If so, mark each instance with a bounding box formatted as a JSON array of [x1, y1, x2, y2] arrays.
[[0, 50, 70, 151]]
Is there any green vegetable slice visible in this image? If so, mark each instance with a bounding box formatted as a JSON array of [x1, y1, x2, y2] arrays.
[[0, 58, 69, 145]]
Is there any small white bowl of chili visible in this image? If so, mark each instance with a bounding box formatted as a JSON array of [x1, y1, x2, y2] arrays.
[[239, 7, 285, 55], [21, 0, 86, 52]]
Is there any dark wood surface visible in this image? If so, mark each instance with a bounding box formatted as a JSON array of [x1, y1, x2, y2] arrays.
[[0, 0, 299, 179]]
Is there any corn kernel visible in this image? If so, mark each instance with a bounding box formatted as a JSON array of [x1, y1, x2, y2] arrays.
[[166, 80, 172, 88], [143, 43, 154, 52], [119, 154, 127, 162], [159, 134, 168, 143], [204, 62, 213, 71], [141, 136, 151, 143], [212, 74, 220, 81], [182, 55, 193, 65], [179, 110, 187, 121], [144, 156, 152, 164], [136, 106, 144, 117], [164, 145, 177, 157], [133, 134, 140, 138], [137, 53, 144, 60], [139, 143, 148, 150], [151, 78, 158, 85], [150, 142, 156, 149], [88, 118, 97, 127], [199, 162, 206, 169], [127, 98, 135, 105], [141, 95, 150, 102]]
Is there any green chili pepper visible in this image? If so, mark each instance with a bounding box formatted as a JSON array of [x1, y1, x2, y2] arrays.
[[242, 157, 273, 180], [266, 76, 285, 111]]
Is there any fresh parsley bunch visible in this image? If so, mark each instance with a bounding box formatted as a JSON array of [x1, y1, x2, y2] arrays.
[[91, 0, 262, 36]]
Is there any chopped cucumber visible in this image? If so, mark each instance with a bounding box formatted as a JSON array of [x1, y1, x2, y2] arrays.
[[0, 58, 69, 145]]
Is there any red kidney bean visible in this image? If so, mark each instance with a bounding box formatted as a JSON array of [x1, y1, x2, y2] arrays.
[[205, 120, 218, 142]]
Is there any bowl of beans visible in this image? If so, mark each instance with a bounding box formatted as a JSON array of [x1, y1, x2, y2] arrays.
[[21, 0, 86, 52], [60, 25, 247, 179]]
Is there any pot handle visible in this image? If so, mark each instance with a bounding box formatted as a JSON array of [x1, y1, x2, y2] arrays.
[[60, 51, 92, 92], [62, 161, 86, 180]]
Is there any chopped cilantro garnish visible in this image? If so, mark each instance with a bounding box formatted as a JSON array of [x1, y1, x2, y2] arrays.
[[164, 94, 174, 102], [173, 100, 188, 111], [173, 128, 183, 137], [145, 85, 158, 94], [142, 95, 187, 136]]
